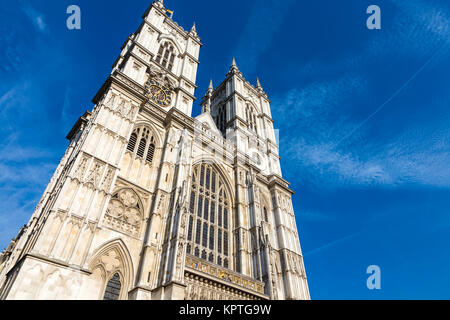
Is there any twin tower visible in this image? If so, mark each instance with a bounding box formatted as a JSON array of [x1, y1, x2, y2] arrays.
[[0, 0, 310, 300]]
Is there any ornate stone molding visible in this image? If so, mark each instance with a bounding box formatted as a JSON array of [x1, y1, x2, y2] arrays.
[[185, 255, 266, 296]]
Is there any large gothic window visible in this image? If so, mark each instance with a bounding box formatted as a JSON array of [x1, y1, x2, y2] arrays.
[[155, 42, 176, 72], [103, 273, 122, 300], [186, 163, 231, 268], [126, 126, 157, 165]]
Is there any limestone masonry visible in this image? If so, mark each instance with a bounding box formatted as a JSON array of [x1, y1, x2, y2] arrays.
[[0, 0, 310, 300]]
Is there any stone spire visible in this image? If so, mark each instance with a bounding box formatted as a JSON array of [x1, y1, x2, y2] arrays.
[[256, 77, 262, 90], [189, 22, 199, 39], [256, 77, 267, 96], [231, 57, 238, 69], [228, 57, 241, 76], [201, 79, 214, 113], [208, 79, 213, 92], [155, 0, 165, 9]]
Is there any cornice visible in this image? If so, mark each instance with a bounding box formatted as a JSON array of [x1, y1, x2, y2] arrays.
[[175, 86, 197, 101], [66, 111, 91, 141], [133, 41, 156, 59], [165, 108, 196, 131], [180, 51, 200, 65], [260, 113, 274, 123], [179, 75, 198, 90], [268, 174, 294, 195]]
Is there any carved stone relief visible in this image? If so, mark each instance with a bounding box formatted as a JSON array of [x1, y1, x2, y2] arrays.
[[104, 189, 143, 237]]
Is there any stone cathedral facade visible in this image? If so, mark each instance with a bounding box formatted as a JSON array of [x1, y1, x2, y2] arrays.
[[0, 0, 309, 300]]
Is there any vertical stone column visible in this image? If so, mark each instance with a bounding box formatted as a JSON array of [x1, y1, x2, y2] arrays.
[[163, 127, 193, 298], [131, 124, 174, 298], [233, 162, 252, 276]]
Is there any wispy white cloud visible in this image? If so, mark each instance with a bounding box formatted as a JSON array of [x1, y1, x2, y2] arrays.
[[274, 71, 450, 188], [22, 6, 47, 33], [285, 128, 450, 188], [304, 231, 361, 256], [0, 144, 54, 163], [0, 187, 42, 249], [364, 0, 450, 62], [272, 1, 450, 189], [391, 0, 450, 39], [0, 142, 56, 248]]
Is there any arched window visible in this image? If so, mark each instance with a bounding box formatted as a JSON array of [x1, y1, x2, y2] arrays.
[[263, 207, 268, 222], [186, 163, 231, 268], [103, 273, 122, 300], [155, 42, 176, 72], [126, 126, 157, 165], [146, 142, 155, 163], [215, 104, 227, 135], [246, 104, 258, 133]]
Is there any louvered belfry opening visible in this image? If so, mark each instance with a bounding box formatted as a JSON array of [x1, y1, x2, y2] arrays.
[[155, 42, 176, 72], [126, 126, 156, 165]]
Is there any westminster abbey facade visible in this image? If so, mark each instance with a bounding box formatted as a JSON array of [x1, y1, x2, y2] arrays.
[[0, 0, 310, 300]]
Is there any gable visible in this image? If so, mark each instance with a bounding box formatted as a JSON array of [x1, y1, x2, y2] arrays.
[[195, 112, 222, 136]]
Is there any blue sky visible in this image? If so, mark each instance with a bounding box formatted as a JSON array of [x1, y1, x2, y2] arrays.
[[1, 0, 450, 299]]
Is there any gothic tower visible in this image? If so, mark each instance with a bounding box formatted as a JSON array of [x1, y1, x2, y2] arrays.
[[0, 0, 310, 300]]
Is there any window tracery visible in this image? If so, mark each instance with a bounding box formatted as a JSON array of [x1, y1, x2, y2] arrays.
[[103, 273, 122, 300], [155, 41, 176, 72], [246, 103, 258, 133], [186, 163, 231, 268], [104, 188, 143, 237]]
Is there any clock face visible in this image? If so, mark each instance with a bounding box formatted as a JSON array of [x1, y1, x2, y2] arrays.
[[145, 80, 172, 107]]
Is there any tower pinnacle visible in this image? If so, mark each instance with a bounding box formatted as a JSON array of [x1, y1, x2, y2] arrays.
[[256, 77, 262, 89], [155, 0, 165, 9], [189, 22, 198, 37], [201, 79, 214, 113], [228, 57, 240, 75], [208, 79, 213, 91]]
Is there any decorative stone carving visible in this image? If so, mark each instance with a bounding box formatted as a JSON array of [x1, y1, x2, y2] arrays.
[[101, 168, 115, 192], [156, 193, 166, 214], [185, 255, 264, 295], [86, 161, 104, 187], [74, 156, 89, 181], [175, 242, 185, 278], [104, 189, 143, 236], [116, 99, 131, 118], [106, 92, 117, 108], [184, 271, 260, 301], [101, 250, 121, 272], [146, 65, 176, 90]]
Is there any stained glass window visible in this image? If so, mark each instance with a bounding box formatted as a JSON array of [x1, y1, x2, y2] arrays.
[[186, 163, 231, 268], [103, 273, 121, 300]]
